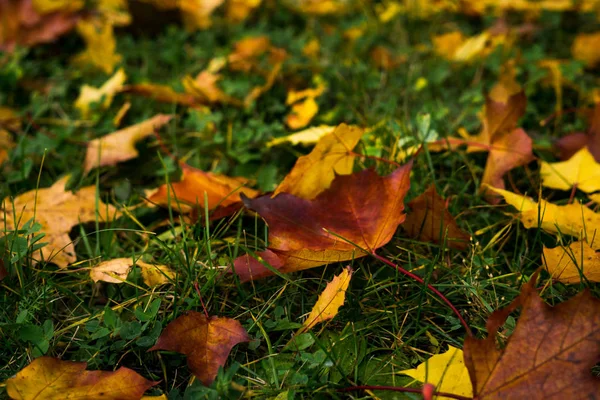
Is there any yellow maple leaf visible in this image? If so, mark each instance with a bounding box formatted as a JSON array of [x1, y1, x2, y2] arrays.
[[486, 186, 600, 240], [540, 148, 600, 193], [74, 68, 126, 118], [543, 241, 600, 284], [84, 114, 173, 173], [400, 346, 473, 399], [298, 266, 352, 333], [90, 258, 175, 286], [274, 123, 364, 199], [73, 20, 121, 74], [1, 176, 121, 268]]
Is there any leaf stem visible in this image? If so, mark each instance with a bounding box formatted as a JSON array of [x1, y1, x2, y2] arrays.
[[371, 252, 473, 337], [337, 385, 472, 400]]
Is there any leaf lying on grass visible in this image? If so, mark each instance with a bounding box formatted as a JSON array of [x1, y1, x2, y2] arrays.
[[5, 356, 157, 400], [149, 312, 249, 386], [543, 240, 600, 283], [90, 258, 175, 287]]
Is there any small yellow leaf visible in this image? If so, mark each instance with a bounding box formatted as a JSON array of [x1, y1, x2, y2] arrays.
[[138, 261, 176, 286], [299, 266, 352, 333], [399, 346, 473, 399], [90, 258, 175, 286], [285, 83, 326, 130], [274, 123, 364, 199], [572, 31, 600, 68], [73, 20, 121, 74], [543, 241, 600, 284], [486, 186, 600, 240], [267, 125, 336, 147], [540, 148, 600, 193], [84, 114, 172, 173], [75, 68, 126, 118]]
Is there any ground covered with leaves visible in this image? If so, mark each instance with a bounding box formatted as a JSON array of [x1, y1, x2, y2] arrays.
[[2, 0, 600, 399]]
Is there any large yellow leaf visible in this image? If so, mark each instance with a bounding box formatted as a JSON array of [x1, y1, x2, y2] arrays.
[[543, 241, 600, 284], [74, 68, 126, 118], [1, 176, 121, 268], [399, 346, 473, 399], [84, 114, 172, 173], [299, 266, 352, 333], [6, 356, 156, 399], [540, 148, 600, 193], [486, 186, 600, 240], [273, 123, 364, 199]]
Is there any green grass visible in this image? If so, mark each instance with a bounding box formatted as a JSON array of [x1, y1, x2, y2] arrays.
[[1, 2, 600, 399]]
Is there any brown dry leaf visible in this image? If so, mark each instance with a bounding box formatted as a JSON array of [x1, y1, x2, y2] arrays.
[[90, 258, 175, 286], [485, 186, 600, 240], [146, 164, 259, 213], [233, 163, 412, 281], [273, 123, 364, 200], [1, 176, 121, 268], [0, 0, 81, 52], [5, 356, 156, 399], [74, 68, 127, 118], [84, 114, 172, 173], [543, 241, 600, 284], [73, 19, 121, 74], [464, 272, 600, 398], [299, 266, 352, 333], [403, 185, 470, 250], [572, 31, 600, 68], [149, 312, 249, 386]]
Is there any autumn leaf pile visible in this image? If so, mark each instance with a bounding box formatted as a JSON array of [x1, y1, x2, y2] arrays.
[[3, 0, 600, 399]]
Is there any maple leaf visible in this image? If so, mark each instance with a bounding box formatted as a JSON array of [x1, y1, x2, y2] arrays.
[[74, 68, 127, 118], [84, 114, 173, 173], [540, 147, 600, 193], [555, 102, 600, 163], [1, 176, 121, 268], [149, 311, 249, 386], [0, 0, 81, 52], [299, 266, 352, 333], [572, 31, 600, 68], [403, 185, 470, 250], [486, 186, 600, 240], [146, 164, 259, 214], [273, 123, 364, 200], [5, 356, 157, 399], [267, 125, 336, 147], [399, 346, 473, 399], [464, 272, 600, 398], [233, 164, 412, 281], [73, 19, 121, 74], [90, 258, 175, 286], [543, 240, 600, 284]]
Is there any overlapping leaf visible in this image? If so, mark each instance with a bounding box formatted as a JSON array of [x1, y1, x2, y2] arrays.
[[543, 241, 600, 283]]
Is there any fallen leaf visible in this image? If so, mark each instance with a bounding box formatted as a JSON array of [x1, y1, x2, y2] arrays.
[[555, 103, 600, 163], [0, 0, 80, 52], [273, 123, 364, 199], [464, 272, 600, 398], [182, 71, 242, 106], [75, 68, 127, 118], [543, 240, 600, 283], [5, 356, 156, 399], [32, 0, 84, 14], [370, 46, 405, 70], [399, 346, 473, 399], [233, 164, 412, 281], [122, 83, 205, 108], [572, 31, 600, 68], [225, 0, 261, 23], [1, 176, 121, 268], [228, 36, 271, 72], [90, 258, 175, 286], [267, 125, 336, 147], [147, 164, 259, 213], [179, 0, 225, 30], [149, 312, 249, 386], [299, 266, 353, 333], [433, 30, 501, 63], [540, 147, 600, 193], [285, 82, 326, 130], [84, 114, 172, 173], [486, 185, 600, 241], [73, 19, 121, 74], [0, 107, 18, 164], [403, 185, 470, 250]]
